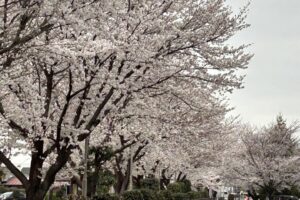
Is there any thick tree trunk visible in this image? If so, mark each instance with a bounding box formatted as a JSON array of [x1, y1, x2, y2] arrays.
[[114, 171, 125, 194], [114, 160, 130, 194], [24, 147, 71, 200], [26, 189, 47, 200], [120, 173, 129, 194]]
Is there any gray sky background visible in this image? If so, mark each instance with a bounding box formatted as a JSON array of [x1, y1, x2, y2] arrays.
[[228, 0, 300, 126]]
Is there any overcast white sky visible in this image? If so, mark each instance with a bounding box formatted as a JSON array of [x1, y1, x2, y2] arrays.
[[228, 0, 300, 126]]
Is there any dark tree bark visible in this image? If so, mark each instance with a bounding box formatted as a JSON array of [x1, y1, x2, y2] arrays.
[[0, 145, 71, 200]]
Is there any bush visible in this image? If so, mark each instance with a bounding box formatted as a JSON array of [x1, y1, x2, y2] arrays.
[[155, 191, 166, 200], [167, 182, 186, 193], [93, 193, 119, 200], [187, 191, 202, 199], [159, 190, 174, 200], [172, 193, 190, 200], [197, 188, 209, 198], [179, 180, 192, 193], [140, 178, 160, 190], [139, 189, 156, 200], [55, 187, 67, 198], [94, 170, 116, 195], [122, 190, 143, 200]]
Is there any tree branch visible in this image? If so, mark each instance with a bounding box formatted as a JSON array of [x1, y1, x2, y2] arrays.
[[0, 150, 29, 189]]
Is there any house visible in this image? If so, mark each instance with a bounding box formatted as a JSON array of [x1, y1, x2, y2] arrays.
[[4, 177, 23, 188], [1, 167, 30, 188], [1, 167, 70, 186]]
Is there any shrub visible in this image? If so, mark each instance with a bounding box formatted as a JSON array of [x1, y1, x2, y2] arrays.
[[139, 189, 156, 200], [93, 193, 119, 200], [155, 191, 166, 200], [95, 170, 116, 195], [122, 190, 143, 200], [159, 190, 174, 200], [172, 193, 190, 200], [179, 180, 192, 193], [167, 182, 186, 193], [197, 188, 209, 198], [140, 178, 160, 190], [187, 191, 202, 199]]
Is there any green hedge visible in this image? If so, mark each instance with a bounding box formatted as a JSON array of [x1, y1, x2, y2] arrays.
[[140, 178, 160, 190], [139, 189, 156, 200], [167, 182, 186, 193], [159, 190, 174, 200], [172, 193, 190, 200], [187, 191, 202, 199], [155, 191, 167, 200], [166, 181, 192, 193], [122, 189, 196, 200], [179, 180, 192, 193], [93, 193, 119, 200], [122, 190, 143, 200]]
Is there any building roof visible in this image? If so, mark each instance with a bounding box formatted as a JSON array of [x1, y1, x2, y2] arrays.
[[21, 167, 30, 176], [4, 176, 70, 188], [4, 177, 22, 186]]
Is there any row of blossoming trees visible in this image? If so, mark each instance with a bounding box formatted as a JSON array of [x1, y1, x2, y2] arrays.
[[0, 1, 299, 200], [221, 116, 300, 200]]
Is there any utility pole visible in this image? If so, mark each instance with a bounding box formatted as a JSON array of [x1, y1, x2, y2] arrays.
[[82, 136, 90, 199], [128, 145, 133, 191], [158, 164, 161, 191]]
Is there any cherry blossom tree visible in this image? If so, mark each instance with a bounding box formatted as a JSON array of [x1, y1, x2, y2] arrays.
[[0, 0, 63, 69], [0, 0, 251, 199], [95, 89, 235, 193], [222, 116, 300, 200]]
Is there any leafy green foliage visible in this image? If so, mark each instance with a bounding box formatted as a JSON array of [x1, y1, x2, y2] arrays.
[[178, 180, 192, 193], [140, 178, 160, 190], [167, 182, 186, 193], [93, 193, 119, 200], [196, 188, 209, 198], [155, 191, 167, 200], [45, 187, 72, 200], [159, 190, 174, 200], [90, 146, 115, 163], [139, 189, 157, 200], [172, 193, 190, 200], [122, 190, 143, 200], [55, 187, 67, 198], [187, 191, 202, 199], [95, 170, 116, 195]]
